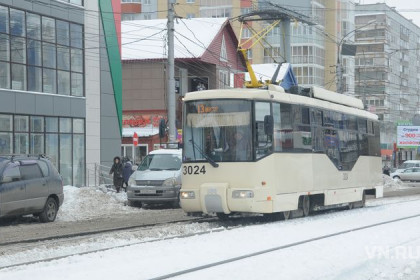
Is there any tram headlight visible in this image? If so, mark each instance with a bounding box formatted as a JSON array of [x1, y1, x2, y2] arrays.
[[180, 191, 195, 199], [232, 190, 254, 199]]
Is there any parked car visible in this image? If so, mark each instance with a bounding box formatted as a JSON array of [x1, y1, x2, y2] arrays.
[[127, 149, 182, 208], [393, 160, 420, 174], [391, 167, 420, 182], [0, 155, 64, 222]]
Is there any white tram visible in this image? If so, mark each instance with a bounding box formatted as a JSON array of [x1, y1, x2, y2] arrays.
[[180, 85, 383, 219]]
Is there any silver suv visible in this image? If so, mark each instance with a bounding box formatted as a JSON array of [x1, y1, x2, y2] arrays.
[[0, 155, 64, 223], [127, 149, 182, 208]]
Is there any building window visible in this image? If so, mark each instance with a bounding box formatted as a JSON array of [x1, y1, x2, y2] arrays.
[[0, 5, 84, 96], [242, 27, 251, 39], [144, 14, 152, 20], [247, 49, 253, 60], [219, 70, 229, 89], [57, 0, 84, 6], [186, 0, 195, 3], [144, 0, 151, 4], [0, 114, 86, 185], [220, 34, 228, 62]]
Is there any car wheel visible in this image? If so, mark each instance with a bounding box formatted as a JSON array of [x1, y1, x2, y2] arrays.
[[39, 197, 58, 223]]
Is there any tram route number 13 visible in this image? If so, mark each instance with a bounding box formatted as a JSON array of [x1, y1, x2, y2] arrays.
[[183, 165, 206, 175]]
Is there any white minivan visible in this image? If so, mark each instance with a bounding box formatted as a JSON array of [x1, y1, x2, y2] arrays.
[[391, 160, 420, 178], [127, 149, 182, 208]]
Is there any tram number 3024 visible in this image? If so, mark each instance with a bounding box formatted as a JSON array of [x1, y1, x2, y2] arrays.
[[183, 165, 206, 175]]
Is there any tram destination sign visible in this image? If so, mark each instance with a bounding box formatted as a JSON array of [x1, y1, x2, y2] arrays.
[[397, 126, 420, 147]]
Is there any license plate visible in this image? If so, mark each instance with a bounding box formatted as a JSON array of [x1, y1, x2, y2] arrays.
[[140, 189, 156, 194]]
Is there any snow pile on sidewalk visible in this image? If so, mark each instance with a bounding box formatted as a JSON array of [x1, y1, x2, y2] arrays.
[[382, 175, 406, 191], [57, 186, 141, 222]]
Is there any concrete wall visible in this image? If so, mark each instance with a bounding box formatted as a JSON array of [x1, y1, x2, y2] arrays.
[[100, 24, 122, 168], [85, 0, 101, 184], [122, 62, 166, 111]]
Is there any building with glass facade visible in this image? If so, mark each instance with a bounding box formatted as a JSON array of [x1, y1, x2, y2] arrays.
[[0, 0, 122, 186]]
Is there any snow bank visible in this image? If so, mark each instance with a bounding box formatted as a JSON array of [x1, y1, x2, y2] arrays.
[[382, 175, 407, 191], [57, 186, 141, 222]]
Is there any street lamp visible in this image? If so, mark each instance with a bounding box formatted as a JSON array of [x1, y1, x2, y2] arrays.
[[336, 20, 376, 94]]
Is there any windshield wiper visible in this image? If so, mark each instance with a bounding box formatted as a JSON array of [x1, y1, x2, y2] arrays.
[[165, 168, 179, 171], [189, 139, 219, 168], [149, 168, 163, 171]]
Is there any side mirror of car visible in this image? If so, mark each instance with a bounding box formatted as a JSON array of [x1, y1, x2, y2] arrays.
[[264, 115, 274, 136]]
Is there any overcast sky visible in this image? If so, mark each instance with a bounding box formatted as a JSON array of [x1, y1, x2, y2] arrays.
[[359, 0, 420, 27]]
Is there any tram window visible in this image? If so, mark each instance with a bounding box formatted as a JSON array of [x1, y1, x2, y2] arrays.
[[312, 127, 325, 153], [368, 122, 381, 156], [280, 103, 293, 152], [334, 112, 345, 129], [311, 109, 323, 126], [358, 118, 367, 133], [323, 111, 334, 127], [324, 128, 341, 169], [359, 133, 369, 156], [281, 104, 293, 128], [367, 120, 374, 135], [255, 102, 273, 159], [302, 107, 310, 125], [273, 103, 282, 152], [294, 124, 312, 152], [338, 131, 358, 170], [345, 116, 358, 131]]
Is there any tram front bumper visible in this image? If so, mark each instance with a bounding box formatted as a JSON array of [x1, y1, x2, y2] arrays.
[[180, 184, 273, 214]]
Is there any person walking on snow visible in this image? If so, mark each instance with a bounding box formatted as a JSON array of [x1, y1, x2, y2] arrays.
[[110, 156, 123, 193], [122, 157, 134, 192]]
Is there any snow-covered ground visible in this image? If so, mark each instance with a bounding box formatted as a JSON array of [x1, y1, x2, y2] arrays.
[[1, 196, 420, 279], [57, 185, 142, 221]]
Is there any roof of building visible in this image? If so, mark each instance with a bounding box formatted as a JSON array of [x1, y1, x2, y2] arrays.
[[121, 18, 228, 61], [122, 126, 159, 138]]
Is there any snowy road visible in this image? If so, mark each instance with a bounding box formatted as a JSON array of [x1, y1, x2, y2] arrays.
[[1, 196, 420, 279]]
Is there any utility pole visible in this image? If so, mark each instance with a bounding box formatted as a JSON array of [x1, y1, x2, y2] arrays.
[[167, 0, 176, 143]]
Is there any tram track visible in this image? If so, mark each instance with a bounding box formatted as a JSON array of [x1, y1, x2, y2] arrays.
[[1, 195, 420, 272], [0, 216, 217, 248], [150, 212, 420, 280]]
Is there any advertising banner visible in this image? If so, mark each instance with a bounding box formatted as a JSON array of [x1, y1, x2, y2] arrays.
[[397, 126, 420, 147]]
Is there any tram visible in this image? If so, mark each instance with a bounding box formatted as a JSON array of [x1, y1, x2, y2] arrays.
[[180, 85, 383, 219]]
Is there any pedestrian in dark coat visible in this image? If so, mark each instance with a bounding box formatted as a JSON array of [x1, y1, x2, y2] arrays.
[[122, 157, 134, 192], [110, 156, 123, 193]]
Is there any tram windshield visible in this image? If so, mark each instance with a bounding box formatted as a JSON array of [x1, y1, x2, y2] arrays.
[[184, 100, 253, 162]]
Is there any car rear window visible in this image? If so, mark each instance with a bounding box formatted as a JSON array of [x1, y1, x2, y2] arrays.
[[20, 164, 44, 180]]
